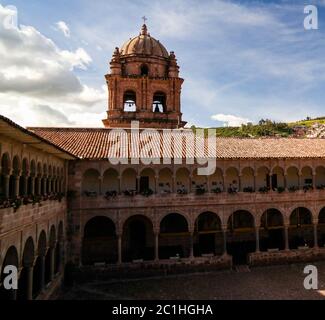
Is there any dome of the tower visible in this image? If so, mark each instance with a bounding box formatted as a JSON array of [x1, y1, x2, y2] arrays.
[[120, 24, 169, 59]]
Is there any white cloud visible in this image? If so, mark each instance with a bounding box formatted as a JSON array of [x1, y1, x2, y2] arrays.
[[211, 114, 251, 127], [56, 20, 70, 38], [0, 4, 106, 127]]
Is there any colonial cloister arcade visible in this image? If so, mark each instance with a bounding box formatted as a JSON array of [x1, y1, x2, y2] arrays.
[[0, 221, 65, 300], [0, 152, 65, 200], [80, 206, 325, 266], [80, 164, 325, 196]]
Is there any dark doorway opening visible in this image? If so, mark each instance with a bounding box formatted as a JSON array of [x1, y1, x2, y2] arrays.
[[228, 241, 255, 265], [198, 234, 215, 255], [140, 176, 149, 193]]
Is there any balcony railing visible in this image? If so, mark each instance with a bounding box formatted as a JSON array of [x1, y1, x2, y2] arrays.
[[71, 188, 325, 209]]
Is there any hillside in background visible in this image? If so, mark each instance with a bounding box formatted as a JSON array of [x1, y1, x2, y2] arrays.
[[191, 117, 325, 138]]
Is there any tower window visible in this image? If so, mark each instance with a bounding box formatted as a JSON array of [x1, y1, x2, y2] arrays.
[[140, 64, 149, 76], [124, 90, 137, 112], [153, 92, 167, 113]]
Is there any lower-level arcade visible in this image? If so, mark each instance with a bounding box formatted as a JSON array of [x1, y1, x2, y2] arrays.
[[0, 222, 65, 300], [79, 206, 325, 267]]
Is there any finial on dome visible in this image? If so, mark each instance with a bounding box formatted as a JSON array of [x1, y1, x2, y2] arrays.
[[141, 16, 148, 35]]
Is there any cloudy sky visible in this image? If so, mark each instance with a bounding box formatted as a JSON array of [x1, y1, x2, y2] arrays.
[[0, 0, 325, 128]]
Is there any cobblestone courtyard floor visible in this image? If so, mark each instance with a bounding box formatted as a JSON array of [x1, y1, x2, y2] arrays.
[[60, 262, 325, 300]]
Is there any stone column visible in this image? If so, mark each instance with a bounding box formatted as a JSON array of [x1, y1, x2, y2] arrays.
[[313, 173, 316, 189], [26, 266, 34, 300], [155, 175, 159, 194], [137, 176, 140, 193], [284, 174, 287, 190], [269, 174, 273, 190], [189, 175, 193, 193], [222, 227, 227, 255], [189, 232, 194, 259], [207, 176, 211, 193], [298, 174, 303, 190], [48, 178, 52, 193], [49, 248, 55, 281], [238, 175, 242, 192], [14, 175, 20, 198], [23, 175, 29, 196], [41, 177, 46, 195], [118, 176, 122, 194], [39, 255, 46, 291], [255, 227, 260, 252], [253, 174, 257, 192], [284, 225, 289, 251], [117, 234, 122, 264], [172, 175, 176, 193], [222, 175, 226, 192], [3, 174, 10, 198], [154, 232, 159, 261], [31, 177, 35, 195], [313, 222, 318, 248], [99, 176, 103, 195]]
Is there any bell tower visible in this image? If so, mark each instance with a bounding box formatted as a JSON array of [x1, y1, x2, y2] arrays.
[[102, 23, 186, 129]]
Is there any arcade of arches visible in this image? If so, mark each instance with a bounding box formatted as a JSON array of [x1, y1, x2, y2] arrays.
[[0, 222, 64, 301], [81, 207, 325, 266], [80, 165, 325, 196]]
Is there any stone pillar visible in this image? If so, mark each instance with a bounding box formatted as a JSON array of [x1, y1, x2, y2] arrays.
[[42, 177, 46, 195], [117, 235, 122, 264], [37, 177, 42, 195], [154, 233, 159, 261], [137, 176, 140, 193], [313, 222, 318, 248], [48, 178, 52, 193], [222, 227, 227, 255], [313, 173, 316, 189], [189, 232, 194, 259], [172, 175, 176, 193], [222, 175, 226, 192], [39, 255, 46, 291], [14, 175, 20, 197], [189, 175, 193, 193], [49, 248, 55, 281], [253, 174, 257, 192], [255, 227, 260, 252], [155, 175, 159, 194], [207, 176, 211, 193], [284, 174, 287, 190], [284, 225, 289, 251], [269, 174, 273, 190], [118, 176, 122, 194], [3, 174, 10, 198], [30, 177, 35, 195], [26, 266, 34, 300], [298, 174, 303, 190], [238, 175, 242, 192], [99, 176, 103, 195], [23, 175, 29, 196]]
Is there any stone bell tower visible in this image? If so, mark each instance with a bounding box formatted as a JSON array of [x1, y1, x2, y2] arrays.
[[102, 23, 186, 129]]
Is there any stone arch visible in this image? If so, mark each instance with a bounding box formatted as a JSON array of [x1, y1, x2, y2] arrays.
[[82, 216, 117, 265], [82, 168, 100, 195], [256, 166, 270, 191], [225, 167, 239, 192], [159, 213, 190, 259], [17, 237, 35, 300], [103, 168, 119, 194], [286, 166, 299, 189], [316, 166, 325, 188], [318, 207, 325, 247], [241, 167, 255, 192], [175, 167, 190, 194], [227, 210, 256, 265], [123, 90, 137, 112], [0, 246, 19, 300], [289, 207, 313, 249], [194, 212, 223, 256], [158, 167, 173, 194], [122, 215, 154, 262], [140, 168, 155, 194], [152, 91, 167, 113], [260, 209, 284, 251]]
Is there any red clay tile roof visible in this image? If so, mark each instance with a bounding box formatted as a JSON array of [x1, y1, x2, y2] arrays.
[[27, 127, 325, 160]]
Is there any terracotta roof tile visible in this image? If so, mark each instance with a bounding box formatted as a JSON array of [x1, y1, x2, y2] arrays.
[[27, 127, 325, 160]]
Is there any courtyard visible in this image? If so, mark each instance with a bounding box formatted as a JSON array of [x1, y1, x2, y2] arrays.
[[60, 261, 325, 300]]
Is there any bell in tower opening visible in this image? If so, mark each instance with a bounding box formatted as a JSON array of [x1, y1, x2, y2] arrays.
[[102, 23, 186, 129]]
